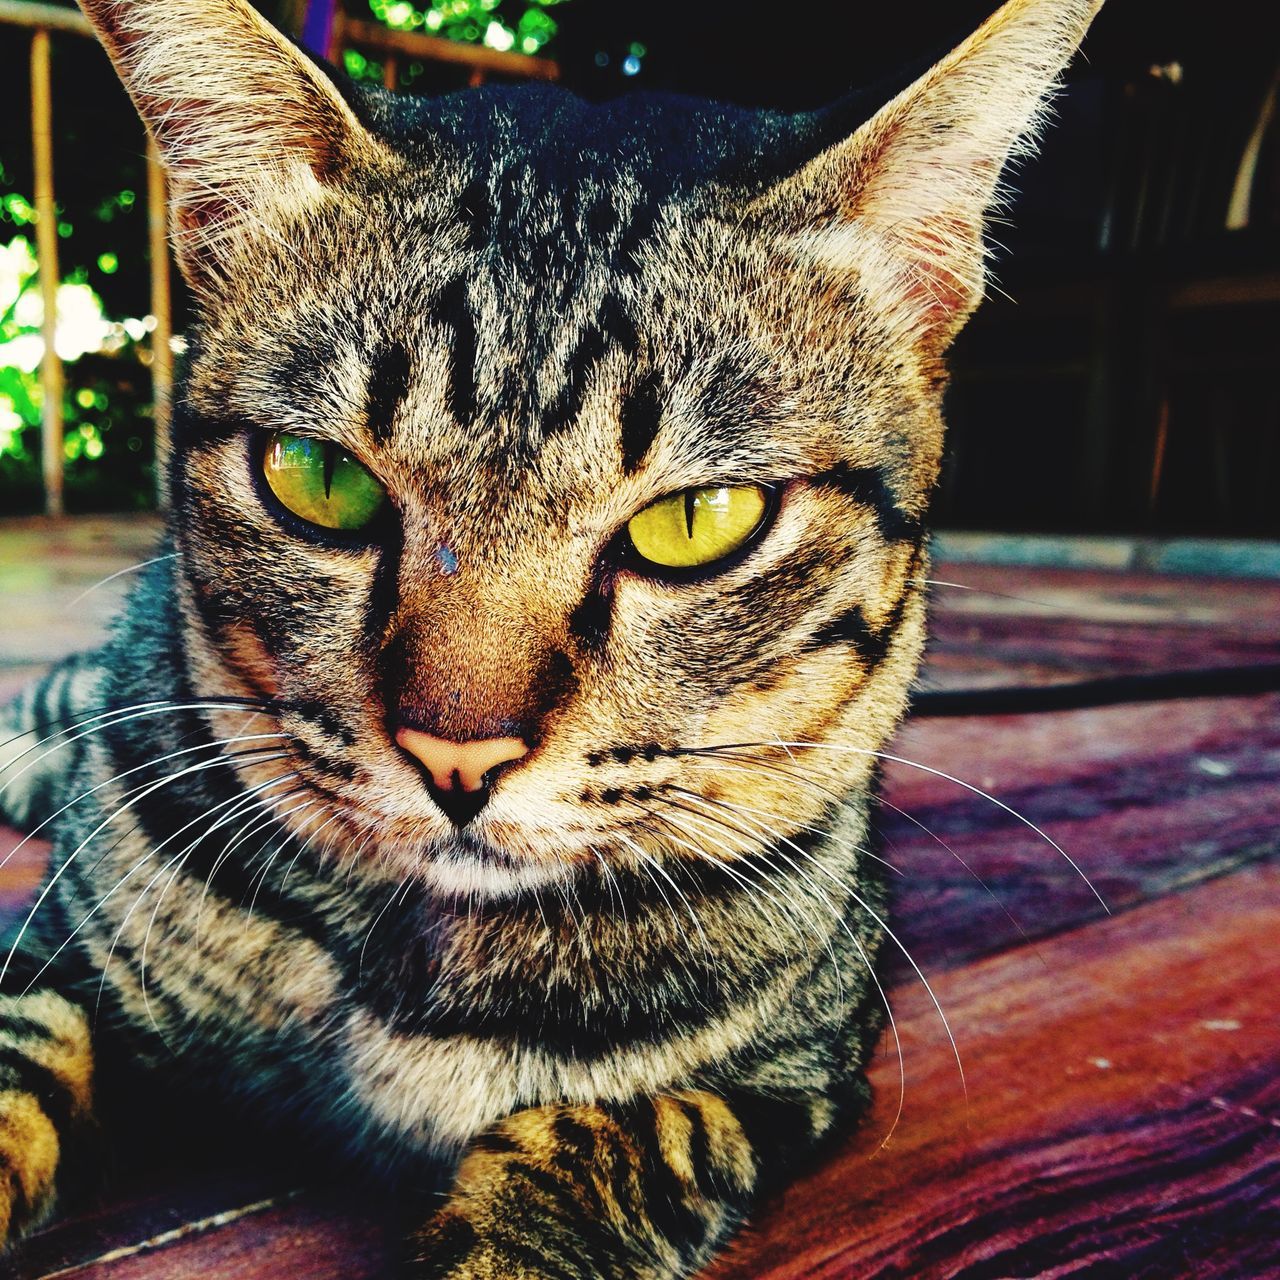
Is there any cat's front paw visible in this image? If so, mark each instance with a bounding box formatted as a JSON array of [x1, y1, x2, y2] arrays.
[[0, 1091, 61, 1245], [411, 1213, 563, 1279], [0, 991, 95, 1247]]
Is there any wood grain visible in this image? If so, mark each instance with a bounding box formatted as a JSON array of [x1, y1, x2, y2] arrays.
[[924, 563, 1280, 690], [707, 863, 1280, 1280], [880, 692, 1280, 975]]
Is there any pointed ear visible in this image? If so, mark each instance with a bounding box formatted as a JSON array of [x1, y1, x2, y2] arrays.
[[753, 0, 1103, 353], [77, 0, 392, 294]]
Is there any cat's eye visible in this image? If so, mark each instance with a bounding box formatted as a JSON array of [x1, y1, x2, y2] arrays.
[[626, 485, 771, 572], [262, 432, 387, 532]]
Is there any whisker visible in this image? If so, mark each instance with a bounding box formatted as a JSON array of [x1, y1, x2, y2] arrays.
[[23, 766, 301, 997], [651, 797, 909, 1152], [2, 746, 292, 987], [0, 734, 289, 896], [191, 782, 311, 949], [642, 800, 843, 1000], [672, 756, 902, 874], [0, 694, 283, 766], [613, 829, 714, 965], [911, 576, 1078, 613], [63, 552, 179, 609], [101, 775, 309, 1031], [669, 787, 934, 1126], [358, 875, 414, 982], [682, 740, 1109, 914], [876, 794, 1039, 954]]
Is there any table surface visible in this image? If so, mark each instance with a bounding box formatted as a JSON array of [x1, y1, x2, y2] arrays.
[[1, 516, 1277, 1279]]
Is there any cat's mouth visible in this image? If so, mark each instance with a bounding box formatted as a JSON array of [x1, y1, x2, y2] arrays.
[[404, 827, 579, 898]]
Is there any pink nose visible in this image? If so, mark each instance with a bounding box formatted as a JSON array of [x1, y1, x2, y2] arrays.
[[395, 728, 528, 793]]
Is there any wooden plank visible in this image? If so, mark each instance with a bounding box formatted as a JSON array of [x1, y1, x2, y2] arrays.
[[0, 516, 163, 669], [30, 26, 64, 519], [43, 1200, 390, 1280], [923, 562, 1280, 690], [13, 1169, 292, 1279], [707, 863, 1280, 1279], [879, 692, 1280, 975]]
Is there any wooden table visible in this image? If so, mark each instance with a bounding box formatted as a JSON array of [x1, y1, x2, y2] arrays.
[[1, 518, 1277, 1278]]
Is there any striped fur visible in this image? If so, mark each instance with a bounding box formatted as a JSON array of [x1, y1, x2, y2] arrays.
[[0, 0, 1100, 1272]]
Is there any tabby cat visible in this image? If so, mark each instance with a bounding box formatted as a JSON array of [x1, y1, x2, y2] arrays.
[[0, 0, 1100, 1274]]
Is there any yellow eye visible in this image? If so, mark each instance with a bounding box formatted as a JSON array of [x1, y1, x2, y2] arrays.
[[262, 432, 387, 532], [627, 485, 770, 571]]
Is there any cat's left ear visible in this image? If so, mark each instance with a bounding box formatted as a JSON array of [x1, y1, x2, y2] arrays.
[[76, 0, 396, 296], [753, 0, 1103, 354]]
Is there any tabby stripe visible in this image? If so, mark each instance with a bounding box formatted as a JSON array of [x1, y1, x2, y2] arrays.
[[542, 294, 641, 438], [484, 1233, 585, 1280], [720, 1090, 817, 1188], [434, 275, 478, 427], [813, 463, 923, 544], [414, 1213, 476, 1274], [612, 197, 661, 275], [617, 1099, 709, 1257], [455, 176, 493, 251], [679, 1100, 720, 1201], [366, 340, 412, 443], [0, 1016, 62, 1045], [0, 1046, 79, 1135], [566, 584, 613, 654], [807, 592, 909, 666], [619, 369, 663, 473]]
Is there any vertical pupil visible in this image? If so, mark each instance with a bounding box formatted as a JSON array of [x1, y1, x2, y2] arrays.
[[322, 441, 337, 499], [684, 489, 697, 538]]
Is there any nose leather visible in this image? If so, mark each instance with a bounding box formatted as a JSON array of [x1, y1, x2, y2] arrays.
[[395, 728, 528, 794]]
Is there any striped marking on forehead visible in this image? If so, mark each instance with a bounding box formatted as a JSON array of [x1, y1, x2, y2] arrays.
[[366, 340, 411, 443]]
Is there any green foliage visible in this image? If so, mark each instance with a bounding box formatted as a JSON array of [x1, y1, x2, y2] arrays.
[[368, 0, 565, 57], [0, 231, 155, 514]]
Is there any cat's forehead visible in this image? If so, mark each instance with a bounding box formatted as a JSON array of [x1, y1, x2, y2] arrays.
[[185, 82, 923, 525], [359, 82, 827, 200]]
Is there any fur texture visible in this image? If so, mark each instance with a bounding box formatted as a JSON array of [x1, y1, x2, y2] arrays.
[[0, 1, 1100, 1273]]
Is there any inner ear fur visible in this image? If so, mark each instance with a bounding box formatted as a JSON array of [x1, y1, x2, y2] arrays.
[[753, 0, 1103, 353], [77, 0, 395, 294]]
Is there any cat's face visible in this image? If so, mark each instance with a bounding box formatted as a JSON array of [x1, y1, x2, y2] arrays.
[[81, 0, 1094, 897]]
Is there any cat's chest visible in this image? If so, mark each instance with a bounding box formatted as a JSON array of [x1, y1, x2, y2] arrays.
[[84, 837, 786, 1155]]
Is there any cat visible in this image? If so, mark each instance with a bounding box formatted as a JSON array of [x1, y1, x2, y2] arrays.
[[0, 0, 1101, 1274]]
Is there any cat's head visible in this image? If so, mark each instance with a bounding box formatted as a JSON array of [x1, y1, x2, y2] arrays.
[[81, 0, 1099, 897]]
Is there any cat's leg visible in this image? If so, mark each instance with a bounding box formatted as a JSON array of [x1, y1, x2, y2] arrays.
[[0, 990, 95, 1243], [410, 1088, 834, 1280]]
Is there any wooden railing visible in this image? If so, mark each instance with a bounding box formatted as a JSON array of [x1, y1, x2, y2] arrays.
[[0, 0, 173, 517], [330, 15, 559, 90], [1, 0, 558, 516]]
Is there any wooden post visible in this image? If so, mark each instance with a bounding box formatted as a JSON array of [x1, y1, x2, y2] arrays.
[[146, 138, 172, 506], [30, 26, 64, 518], [383, 53, 398, 90]]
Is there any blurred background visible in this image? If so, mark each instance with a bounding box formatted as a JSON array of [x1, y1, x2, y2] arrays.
[[0, 0, 1277, 538]]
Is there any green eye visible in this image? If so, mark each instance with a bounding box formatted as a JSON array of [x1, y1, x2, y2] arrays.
[[627, 485, 770, 570], [262, 432, 387, 532]]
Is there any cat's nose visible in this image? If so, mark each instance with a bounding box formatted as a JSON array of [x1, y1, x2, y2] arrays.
[[395, 728, 528, 826]]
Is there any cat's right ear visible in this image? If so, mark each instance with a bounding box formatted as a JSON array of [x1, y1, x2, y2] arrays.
[[76, 0, 394, 297]]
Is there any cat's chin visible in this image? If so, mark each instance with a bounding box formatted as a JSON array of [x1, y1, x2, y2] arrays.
[[396, 831, 577, 901]]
